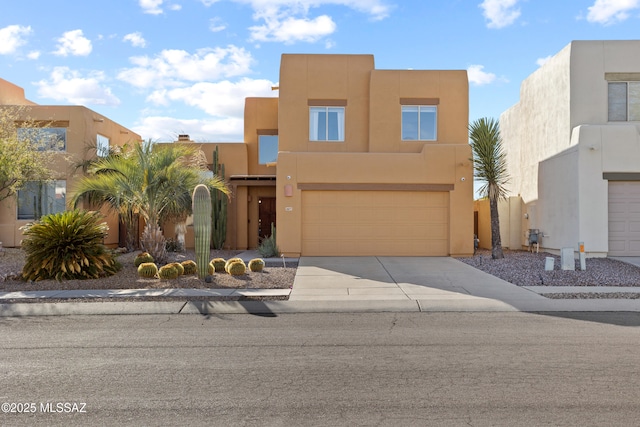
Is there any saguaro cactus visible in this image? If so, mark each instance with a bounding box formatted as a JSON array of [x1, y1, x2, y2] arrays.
[[211, 146, 228, 249], [192, 184, 212, 279]]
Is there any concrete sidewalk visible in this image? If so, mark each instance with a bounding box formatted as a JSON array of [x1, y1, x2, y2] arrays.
[[1, 256, 640, 316]]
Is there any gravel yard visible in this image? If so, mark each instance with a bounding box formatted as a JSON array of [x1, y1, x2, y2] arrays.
[[0, 248, 296, 293], [458, 249, 640, 299]]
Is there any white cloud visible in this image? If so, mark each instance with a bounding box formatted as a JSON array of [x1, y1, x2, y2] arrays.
[[34, 67, 120, 106], [586, 0, 640, 24], [209, 17, 227, 32], [147, 78, 277, 116], [467, 65, 497, 85], [27, 51, 41, 60], [0, 25, 32, 55], [249, 14, 336, 43], [479, 0, 521, 29], [536, 55, 552, 67], [140, 0, 164, 14], [201, 0, 221, 5], [132, 116, 245, 142], [123, 32, 147, 47], [53, 29, 92, 56], [117, 45, 253, 88], [236, 0, 390, 43]]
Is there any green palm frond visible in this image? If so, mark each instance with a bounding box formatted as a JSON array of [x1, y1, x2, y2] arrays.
[[469, 117, 510, 201]]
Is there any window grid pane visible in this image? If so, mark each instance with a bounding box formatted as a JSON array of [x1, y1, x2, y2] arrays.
[[402, 106, 419, 140], [609, 82, 628, 122], [419, 107, 437, 140], [258, 135, 279, 164], [309, 106, 345, 142], [629, 82, 640, 121], [17, 127, 67, 151]]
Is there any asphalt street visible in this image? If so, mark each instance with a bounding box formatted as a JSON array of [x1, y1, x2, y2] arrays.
[[1, 312, 640, 426]]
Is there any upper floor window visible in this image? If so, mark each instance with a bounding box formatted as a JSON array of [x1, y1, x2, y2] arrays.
[[96, 134, 110, 157], [609, 82, 640, 122], [402, 105, 437, 141], [310, 106, 345, 141], [17, 127, 66, 151], [17, 180, 66, 220], [259, 135, 279, 165]]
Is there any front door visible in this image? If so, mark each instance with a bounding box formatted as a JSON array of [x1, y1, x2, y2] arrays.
[[258, 197, 277, 239]]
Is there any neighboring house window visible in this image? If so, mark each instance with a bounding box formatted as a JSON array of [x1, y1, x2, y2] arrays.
[[259, 135, 279, 164], [402, 105, 437, 141], [17, 180, 66, 220], [608, 82, 640, 122], [309, 107, 345, 141], [96, 134, 110, 157], [17, 127, 66, 151]]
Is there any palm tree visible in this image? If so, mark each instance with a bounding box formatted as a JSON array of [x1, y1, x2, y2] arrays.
[[71, 142, 228, 262], [469, 117, 510, 259]]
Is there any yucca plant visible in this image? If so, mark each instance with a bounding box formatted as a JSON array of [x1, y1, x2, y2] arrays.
[[20, 209, 120, 281]]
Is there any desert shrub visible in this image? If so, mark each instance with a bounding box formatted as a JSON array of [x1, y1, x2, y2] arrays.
[[165, 238, 184, 253], [227, 261, 247, 276], [158, 264, 179, 280], [20, 210, 120, 281], [168, 262, 184, 275], [211, 258, 227, 273], [137, 262, 158, 278], [134, 252, 154, 267], [258, 223, 278, 258], [248, 258, 265, 272], [181, 260, 197, 275]]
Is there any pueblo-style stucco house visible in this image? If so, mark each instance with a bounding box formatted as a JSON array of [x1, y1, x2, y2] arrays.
[[0, 78, 141, 248], [495, 40, 640, 257], [171, 54, 473, 257]]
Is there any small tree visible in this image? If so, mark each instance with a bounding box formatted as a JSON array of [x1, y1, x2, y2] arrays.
[[0, 106, 55, 203], [469, 117, 510, 259]]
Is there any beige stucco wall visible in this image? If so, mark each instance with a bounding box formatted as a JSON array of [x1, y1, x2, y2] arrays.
[[276, 54, 472, 257], [0, 104, 140, 247], [369, 70, 469, 153], [499, 40, 640, 256]]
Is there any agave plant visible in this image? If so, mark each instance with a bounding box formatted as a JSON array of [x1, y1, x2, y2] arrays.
[[20, 210, 120, 281]]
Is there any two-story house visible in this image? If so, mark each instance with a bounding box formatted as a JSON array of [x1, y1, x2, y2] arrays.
[[0, 78, 141, 247], [498, 40, 640, 257], [177, 54, 473, 257]]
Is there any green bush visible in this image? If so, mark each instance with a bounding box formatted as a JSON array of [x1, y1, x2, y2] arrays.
[[20, 210, 120, 281], [227, 261, 247, 276], [158, 264, 179, 280], [134, 252, 154, 267], [165, 238, 184, 253], [137, 262, 158, 278], [211, 258, 227, 273], [248, 258, 265, 272], [181, 260, 197, 275]]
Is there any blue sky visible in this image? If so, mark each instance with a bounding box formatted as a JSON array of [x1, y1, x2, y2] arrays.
[[1, 0, 640, 142]]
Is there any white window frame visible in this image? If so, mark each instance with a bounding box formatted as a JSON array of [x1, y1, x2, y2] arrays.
[[401, 105, 437, 141], [309, 106, 345, 142], [96, 134, 110, 157]]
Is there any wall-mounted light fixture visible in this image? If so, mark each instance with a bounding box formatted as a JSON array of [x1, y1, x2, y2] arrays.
[[93, 118, 104, 122]]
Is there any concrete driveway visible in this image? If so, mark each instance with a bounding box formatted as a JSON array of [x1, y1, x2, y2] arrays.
[[289, 256, 555, 311]]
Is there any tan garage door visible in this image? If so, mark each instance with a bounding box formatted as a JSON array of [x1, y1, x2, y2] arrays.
[[301, 191, 449, 256], [608, 181, 640, 256]]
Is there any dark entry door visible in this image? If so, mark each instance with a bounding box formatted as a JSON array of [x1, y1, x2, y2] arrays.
[[258, 197, 277, 239]]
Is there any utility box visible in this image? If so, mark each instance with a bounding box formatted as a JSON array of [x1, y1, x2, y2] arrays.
[[561, 247, 575, 271], [544, 257, 555, 271]]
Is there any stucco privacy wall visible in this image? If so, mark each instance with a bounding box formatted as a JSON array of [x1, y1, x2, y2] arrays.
[[276, 53, 473, 257], [499, 40, 640, 256]]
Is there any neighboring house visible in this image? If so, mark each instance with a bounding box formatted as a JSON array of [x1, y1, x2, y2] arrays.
[[172, 54, 473, 257], [0, 78, 141, 247], [497, 40, 640, 257]]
